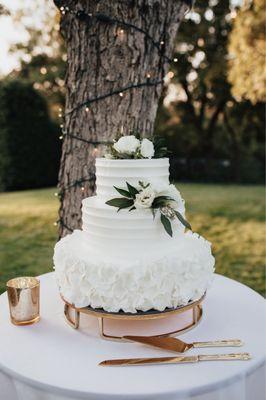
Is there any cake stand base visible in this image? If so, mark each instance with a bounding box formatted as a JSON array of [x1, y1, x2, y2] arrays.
[[62, 294, 205, 341]]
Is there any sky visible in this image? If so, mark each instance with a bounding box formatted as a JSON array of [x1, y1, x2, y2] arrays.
[[0, 0, 242, 77]]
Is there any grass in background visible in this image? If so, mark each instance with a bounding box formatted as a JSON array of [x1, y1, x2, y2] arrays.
[[0, 185, 265, 295]]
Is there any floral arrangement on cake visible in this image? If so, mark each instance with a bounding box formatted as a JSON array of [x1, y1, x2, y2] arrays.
[[106, 181, 191, 237], [105, 133, 168, 159]]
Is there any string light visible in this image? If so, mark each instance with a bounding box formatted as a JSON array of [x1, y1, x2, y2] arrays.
[[168, 71, 175, 79], [64, 79, 163, 116], [61, 132, 113, 146], [58, 6, 184, 64], [56, 3, 191, 232]]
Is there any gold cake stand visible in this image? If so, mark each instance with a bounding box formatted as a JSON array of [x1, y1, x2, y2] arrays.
[[62, 293, 205, 341]]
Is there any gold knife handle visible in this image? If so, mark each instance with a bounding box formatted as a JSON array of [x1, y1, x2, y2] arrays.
[[193, 339, 243, 348], [199, 353, 251, 362]]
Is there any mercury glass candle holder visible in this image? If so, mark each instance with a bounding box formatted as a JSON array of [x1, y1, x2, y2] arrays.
[[6, 277, 40, 325]]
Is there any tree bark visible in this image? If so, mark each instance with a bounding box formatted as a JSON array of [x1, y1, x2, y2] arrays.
[[54, 0, 188, 238]]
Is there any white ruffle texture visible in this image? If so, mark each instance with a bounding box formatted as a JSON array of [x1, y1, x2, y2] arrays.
[[54, 230, 215, 313]]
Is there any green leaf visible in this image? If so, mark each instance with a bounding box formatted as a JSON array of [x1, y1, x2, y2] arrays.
[[151, 208, 157, 220], [129, 206, 136, 211], [153, 135, 170, 158], [105, 198, 134, 209], [139, 181, 150, 189], [174, 210, 192, 230], [160, 213, 173, 237], [114, 186, 132, 198], [126, 182, 139, 198], [152, 196, 174, 208]]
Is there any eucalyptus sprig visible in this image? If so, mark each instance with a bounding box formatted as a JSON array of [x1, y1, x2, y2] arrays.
[[106, 182, 191, 237]]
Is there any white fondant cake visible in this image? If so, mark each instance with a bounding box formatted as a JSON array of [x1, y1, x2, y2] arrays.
[[54, 157, 215, 313]]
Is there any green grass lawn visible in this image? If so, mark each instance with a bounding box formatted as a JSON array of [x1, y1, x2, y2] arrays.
[[0, 185, 265, 295]]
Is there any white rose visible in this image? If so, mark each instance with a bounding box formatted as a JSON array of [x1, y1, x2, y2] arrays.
[[113, 135, 140, 155], [140, 138, 155, 159], [134, 187, 156, 209]]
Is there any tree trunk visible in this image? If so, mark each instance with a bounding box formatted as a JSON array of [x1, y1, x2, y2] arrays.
[[54, 0, 188, 238]]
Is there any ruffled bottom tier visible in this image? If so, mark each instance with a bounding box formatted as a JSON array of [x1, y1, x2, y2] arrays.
[[54, 230, 215, 313]]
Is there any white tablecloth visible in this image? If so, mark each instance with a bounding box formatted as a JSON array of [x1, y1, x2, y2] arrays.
[[0, 272, 265, 400]]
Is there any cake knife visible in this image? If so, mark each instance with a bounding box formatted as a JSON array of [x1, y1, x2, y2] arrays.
[[123, 335, 243, 353], [99, 353, 251, 366]]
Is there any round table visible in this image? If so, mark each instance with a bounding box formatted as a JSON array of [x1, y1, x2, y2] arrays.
[[0, 273, 265, 400]]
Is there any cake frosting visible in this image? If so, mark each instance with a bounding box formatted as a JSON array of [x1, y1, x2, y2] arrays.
[[54, 157, 215, 313]]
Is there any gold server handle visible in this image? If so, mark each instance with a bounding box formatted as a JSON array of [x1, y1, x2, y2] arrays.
[[193, 339, 243, 348]]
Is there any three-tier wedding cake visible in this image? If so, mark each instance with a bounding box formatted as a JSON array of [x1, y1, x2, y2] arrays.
[[54, 135, 215, 313]]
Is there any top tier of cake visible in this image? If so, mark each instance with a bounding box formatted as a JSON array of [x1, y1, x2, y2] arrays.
[[95, 158, 170, 198]]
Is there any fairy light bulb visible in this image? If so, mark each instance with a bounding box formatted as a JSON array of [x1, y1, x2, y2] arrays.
[[81, 186, 85, 192], [147, 73, 151, 79], [60, 124, 64, 128], [53, 222, 58, 226], [119, 92, 123, 97], [58, 113, 62, 118], [173, 58, 178, 63], [54, 192, 58, 196], [59, 135, 63, 140], [168, 71, 174, 79], [160, 41, 164, 45], [85, 106, 89, 112]]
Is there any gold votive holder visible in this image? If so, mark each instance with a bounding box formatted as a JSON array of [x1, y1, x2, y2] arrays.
[[6, 277, 40, 326]]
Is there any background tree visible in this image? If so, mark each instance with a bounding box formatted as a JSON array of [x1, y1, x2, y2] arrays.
[[155, 0, 265, 182], [228, 0, 266, 104], [54, 0, 190, 237]]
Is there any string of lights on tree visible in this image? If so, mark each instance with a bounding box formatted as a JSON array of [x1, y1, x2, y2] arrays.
[[54, 2, 192, 232]]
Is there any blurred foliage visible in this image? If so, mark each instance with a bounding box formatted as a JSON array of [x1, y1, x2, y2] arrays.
[[8, 0, 65, 119], [228, 0, 266, 103], [155, 0, 265, 183], [0, 80, 61, 190]]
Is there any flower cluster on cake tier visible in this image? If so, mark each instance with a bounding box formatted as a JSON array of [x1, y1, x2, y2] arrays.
[[54, 154, 215, 313]]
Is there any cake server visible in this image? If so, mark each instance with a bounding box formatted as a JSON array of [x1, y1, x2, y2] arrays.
[[99, 353, 251, 366], [123, 335, 243, 353]]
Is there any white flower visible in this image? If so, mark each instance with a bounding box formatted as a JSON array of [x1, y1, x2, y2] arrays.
[[113, 135, 140, 155], [134, 187, 156, 209], [140, 138, 155, 159]]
